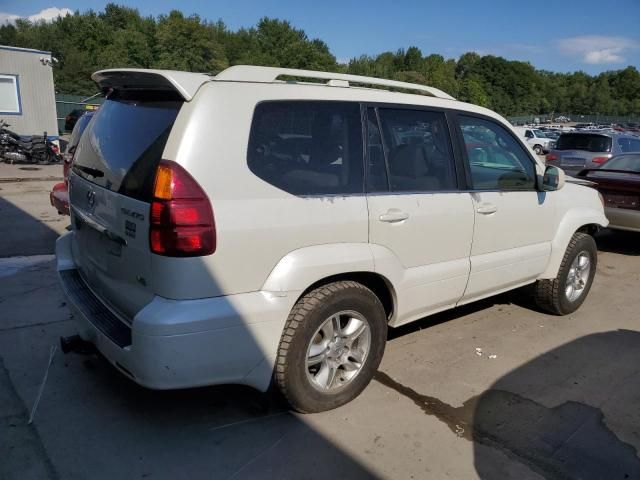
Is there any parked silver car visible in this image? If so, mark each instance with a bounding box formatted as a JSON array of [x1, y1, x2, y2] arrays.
[[546, 132, 640, 176]]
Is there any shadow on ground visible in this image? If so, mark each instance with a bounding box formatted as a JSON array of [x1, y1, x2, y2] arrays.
[[0, 192, 63, 257], [595, 229, 640, 256], [376, 330, 640, 480]]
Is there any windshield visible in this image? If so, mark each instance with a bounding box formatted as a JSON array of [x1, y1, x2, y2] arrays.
[[72, 91, 181, 201], [555, 134, 612, 153], [602, 154, 640, 172], [533, 129, 547, 138]]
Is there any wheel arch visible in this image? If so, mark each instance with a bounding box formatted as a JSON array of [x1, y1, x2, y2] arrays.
[[296, 271, 396, 321], [539, 207, 607, 279]]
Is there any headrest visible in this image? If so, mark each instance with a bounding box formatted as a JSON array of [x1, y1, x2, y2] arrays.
[[390, 144, 429, 177]]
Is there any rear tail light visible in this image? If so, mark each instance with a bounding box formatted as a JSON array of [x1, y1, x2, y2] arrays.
[[546, 153, 557, 162], [149, 160, 215, 257], [592, 156, 608, 165]]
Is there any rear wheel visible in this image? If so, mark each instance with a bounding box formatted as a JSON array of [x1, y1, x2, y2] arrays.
[[534, 232, 597, 315], [275, 281, 387, 413]]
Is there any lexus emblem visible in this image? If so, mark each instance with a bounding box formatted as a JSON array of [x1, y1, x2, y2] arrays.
[[86, 189, 96, 209]]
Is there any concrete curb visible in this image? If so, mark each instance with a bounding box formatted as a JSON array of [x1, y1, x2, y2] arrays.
[[0, 177, 63, 183]]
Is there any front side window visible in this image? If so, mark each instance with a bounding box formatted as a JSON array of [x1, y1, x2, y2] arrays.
[[459, 116, 536, 190], [376, 108, 457, 192], [0, 74, 21, 114], [248, 101, 363, 195]]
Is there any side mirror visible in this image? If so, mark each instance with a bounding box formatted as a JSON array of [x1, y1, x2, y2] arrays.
[[541, 165, 565, 191]]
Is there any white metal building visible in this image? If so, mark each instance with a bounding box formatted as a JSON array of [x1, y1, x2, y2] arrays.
[[0, 45, 58, 139]]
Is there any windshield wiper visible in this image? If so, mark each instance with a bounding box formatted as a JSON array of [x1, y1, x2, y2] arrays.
[[74, 165, 104, 178]]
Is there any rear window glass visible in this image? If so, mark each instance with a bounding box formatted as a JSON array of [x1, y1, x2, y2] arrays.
[[555, 134, 611, 153], [67, 113, 94, 150], [617, 137, 640, 153], [247, 101, 364, 195], [72, 91, 181, 200], [603, 154, 640, 172]]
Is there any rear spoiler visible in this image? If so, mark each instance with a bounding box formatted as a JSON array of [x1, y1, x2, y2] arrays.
[[92, 69, 212, 101]]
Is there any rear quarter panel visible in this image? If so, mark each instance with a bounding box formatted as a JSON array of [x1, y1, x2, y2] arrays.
[[156, 82, 370, 299]]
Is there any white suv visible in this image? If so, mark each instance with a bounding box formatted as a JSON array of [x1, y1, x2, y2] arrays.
[[56, 66, 607, 412]]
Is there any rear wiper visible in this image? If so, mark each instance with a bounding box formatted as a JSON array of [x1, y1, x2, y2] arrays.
[[74, 165, 104, 178]]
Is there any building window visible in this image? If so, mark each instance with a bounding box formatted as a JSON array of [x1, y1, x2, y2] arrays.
[[0, 74, 21, 114]]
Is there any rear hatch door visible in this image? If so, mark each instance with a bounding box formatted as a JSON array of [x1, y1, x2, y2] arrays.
[[69, 89, 182, 320]]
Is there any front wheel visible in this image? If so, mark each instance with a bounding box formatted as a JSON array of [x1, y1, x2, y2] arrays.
[[533, 144, 543, 155], [275, 281, 387, 413], [534, 232, 597, 315]]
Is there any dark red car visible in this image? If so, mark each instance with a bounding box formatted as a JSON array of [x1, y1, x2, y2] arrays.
[[575, 153, 640, 233], [50, 111, 95, 215]]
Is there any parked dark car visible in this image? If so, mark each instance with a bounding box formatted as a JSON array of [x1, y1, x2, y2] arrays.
[[575, 153, 640, 233], [64, 108, 90, 132], [51, 111, 95, 215], [546, 132, 640, 176]]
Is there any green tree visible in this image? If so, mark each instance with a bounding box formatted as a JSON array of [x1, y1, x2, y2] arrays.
[[154, 10, 227, 73]]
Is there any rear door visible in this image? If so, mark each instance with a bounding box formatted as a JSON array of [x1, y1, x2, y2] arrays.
[[366, 106, 474, 324], [69, 90, 182, 320]]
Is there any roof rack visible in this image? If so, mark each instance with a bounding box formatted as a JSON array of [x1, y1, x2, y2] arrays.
[[214, 65, 455, 100]]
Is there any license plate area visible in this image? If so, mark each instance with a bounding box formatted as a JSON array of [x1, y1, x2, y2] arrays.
[[562, 157, 586, 166]]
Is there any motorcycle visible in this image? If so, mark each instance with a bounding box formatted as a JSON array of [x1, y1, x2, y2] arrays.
[[0, 121, 62, 164]]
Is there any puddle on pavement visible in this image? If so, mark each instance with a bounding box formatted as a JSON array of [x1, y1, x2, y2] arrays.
[[18, 167, 42, 171], [374, 371, 640, 479]]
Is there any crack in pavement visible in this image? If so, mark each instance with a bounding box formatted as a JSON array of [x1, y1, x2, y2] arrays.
[[0, 356, 60, 480]]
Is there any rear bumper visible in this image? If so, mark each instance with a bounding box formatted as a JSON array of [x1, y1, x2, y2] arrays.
[[55, 232, 297, 391], [49, 183, 69, 215], [605, 207, 640, 233]]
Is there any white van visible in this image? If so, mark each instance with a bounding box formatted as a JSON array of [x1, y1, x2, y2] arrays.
[[56, 66, 607, 412], [513, 126, 555, 155]]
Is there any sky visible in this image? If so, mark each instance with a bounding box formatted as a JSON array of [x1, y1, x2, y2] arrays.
[[1, 0, 639, 74]]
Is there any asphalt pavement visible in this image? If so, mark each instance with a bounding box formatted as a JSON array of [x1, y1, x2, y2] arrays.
[[1, 163, 639, 480]]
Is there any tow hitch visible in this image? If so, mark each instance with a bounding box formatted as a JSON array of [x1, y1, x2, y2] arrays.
[[59, 335, 97, 355]]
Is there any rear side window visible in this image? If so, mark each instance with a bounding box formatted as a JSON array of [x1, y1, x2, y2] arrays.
[[377, 108, 457, 192], [73, 91, 182, 201], [556, 134, 612, 152], [617, 137, 640, 153], [247, 101, 364, 195]]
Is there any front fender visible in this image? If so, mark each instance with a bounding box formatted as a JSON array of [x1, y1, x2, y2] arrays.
[[261, 243, 375, 293], [539, 206, 608, 279]]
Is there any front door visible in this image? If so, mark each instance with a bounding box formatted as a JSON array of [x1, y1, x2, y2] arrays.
[[455, 114, 555, 303]]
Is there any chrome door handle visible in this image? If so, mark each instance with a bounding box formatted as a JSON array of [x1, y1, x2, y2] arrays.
[[379, 211, 409, 223], [476, 204, 498, 214]]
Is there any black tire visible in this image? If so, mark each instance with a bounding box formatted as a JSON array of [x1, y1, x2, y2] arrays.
[[534, 232, 597, 315], [533, 144, 543, 155], [275, 281, 387, 413]]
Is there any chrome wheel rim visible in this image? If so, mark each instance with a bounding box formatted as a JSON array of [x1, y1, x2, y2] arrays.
[[565, 251, 591, 302], [305, 310, 371, 392]]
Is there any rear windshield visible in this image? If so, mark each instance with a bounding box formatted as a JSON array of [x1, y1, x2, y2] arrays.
[[555, 133, 612, 152], [67, 113, 94, 150], [603, 154, 640, 172], [72, 91, 181, 201]]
